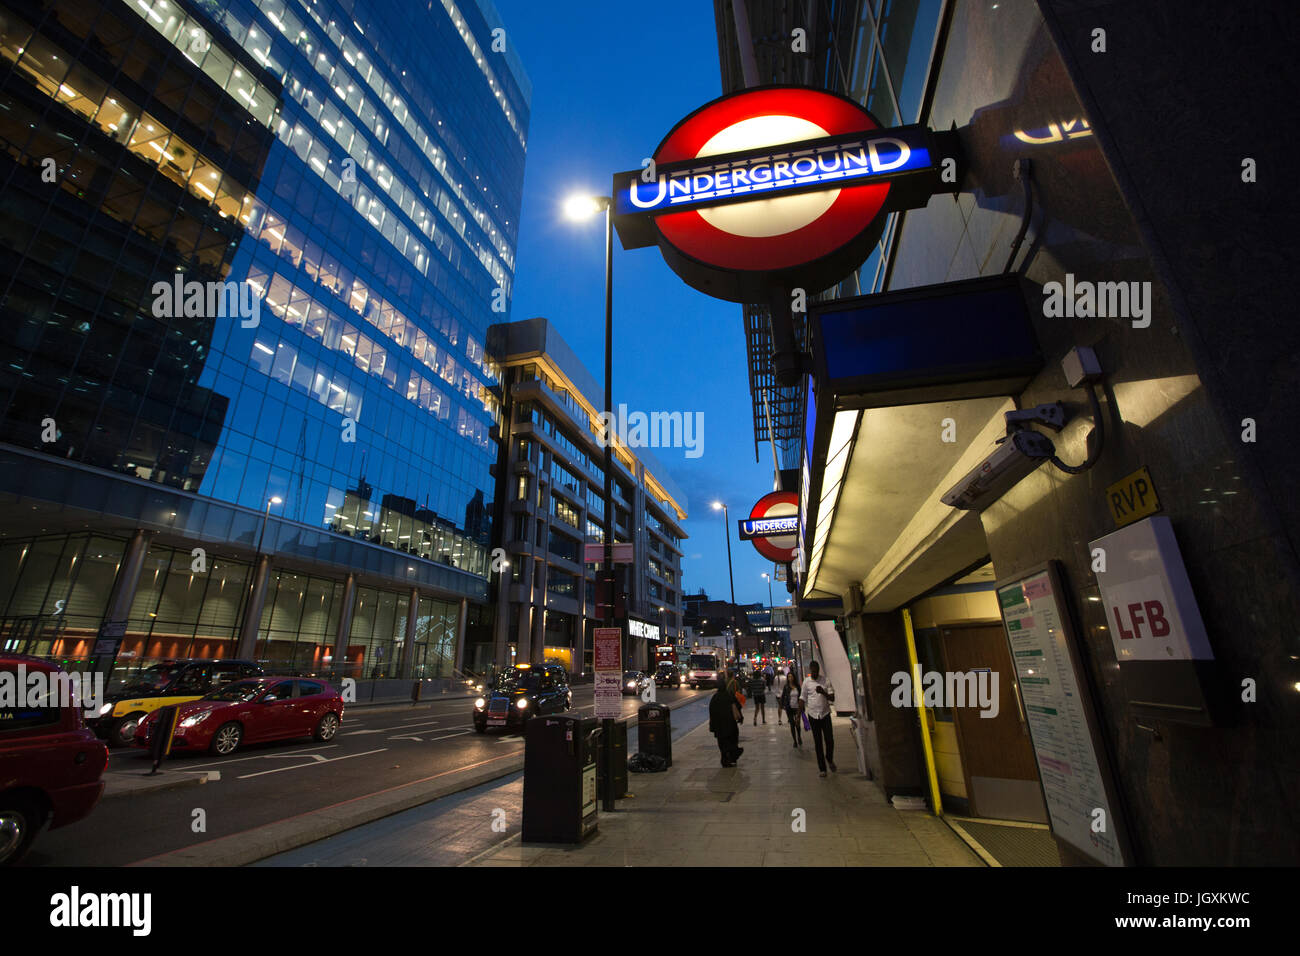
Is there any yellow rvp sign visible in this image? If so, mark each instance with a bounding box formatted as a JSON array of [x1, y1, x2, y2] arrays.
[[1106, 466, 1160, 527]]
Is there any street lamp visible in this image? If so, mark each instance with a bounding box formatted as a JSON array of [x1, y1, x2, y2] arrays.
[[256, 496, 282, 555], [712, 501, 737, 661], [761, 571, 774, 657], [566, 190, 617, 810]]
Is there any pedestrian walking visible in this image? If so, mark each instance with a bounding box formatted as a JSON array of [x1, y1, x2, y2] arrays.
[[799, 661, 836, 776], [780, 672, 802, 746], [764, 663, 774, 690], [709, 678, 743, 767], [747, 671, 766, 724], [728, 671, 748, 723]]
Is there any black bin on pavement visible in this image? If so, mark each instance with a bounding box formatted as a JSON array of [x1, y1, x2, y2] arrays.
[[595, 718, 628, 798], [637, 702, 672, 768], [522, 713, 599, 843]]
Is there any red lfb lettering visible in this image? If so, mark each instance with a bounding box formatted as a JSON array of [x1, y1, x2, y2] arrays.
[[1127, 603, 1147, 638], [1144, 600, 1170, 637], [1113, 605, 1135, 639]]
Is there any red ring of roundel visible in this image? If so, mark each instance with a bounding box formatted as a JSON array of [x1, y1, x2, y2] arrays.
[[652, 87, 891, 273], [748, 491, 800, 563]]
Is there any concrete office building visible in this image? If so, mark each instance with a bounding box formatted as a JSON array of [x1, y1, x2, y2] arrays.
[[716, 0, 1297, 865], [482, 317, 688, 676], [0, 0, 529, 685]]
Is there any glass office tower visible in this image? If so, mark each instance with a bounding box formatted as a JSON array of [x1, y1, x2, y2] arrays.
[[0, 0, 530, 682]]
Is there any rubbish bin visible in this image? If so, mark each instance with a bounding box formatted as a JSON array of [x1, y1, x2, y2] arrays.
[[522, 713, 599, 843], [595, 718, 628, 799], [637, 702, 672, 768]]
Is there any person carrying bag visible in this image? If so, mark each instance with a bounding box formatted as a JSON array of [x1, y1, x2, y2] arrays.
[[780, 672, 802, 747]]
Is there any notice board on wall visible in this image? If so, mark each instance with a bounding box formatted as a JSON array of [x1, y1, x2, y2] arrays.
[[996, 561, 1130, 866]]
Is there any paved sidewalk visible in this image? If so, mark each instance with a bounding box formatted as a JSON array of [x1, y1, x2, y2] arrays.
[[468, 709, 983, 867]]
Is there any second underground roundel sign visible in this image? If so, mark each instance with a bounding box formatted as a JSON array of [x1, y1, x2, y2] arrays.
[[742, 491, 800, 563], [613, 86, 952, 303]]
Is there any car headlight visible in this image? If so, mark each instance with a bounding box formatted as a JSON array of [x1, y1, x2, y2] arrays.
[[475, 697, 486, 710], [179, 712, 210, 729], [626, 682, 636, 688], [97, 703, 114, 716], [688, 671, 695, 678], [516, 697, 529, 709]]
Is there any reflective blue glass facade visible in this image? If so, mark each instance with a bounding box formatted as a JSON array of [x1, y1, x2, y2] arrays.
[[2, 0, 529, 578], [0, 0, 529, 677], [183, 0, 530, 574]]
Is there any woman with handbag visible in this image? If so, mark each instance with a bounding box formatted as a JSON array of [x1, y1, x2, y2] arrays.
[[780, 672, 802, 747], [727, 674, 746, 731]]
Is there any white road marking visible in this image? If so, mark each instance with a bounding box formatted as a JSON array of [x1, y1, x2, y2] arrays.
[[342, 729, 387, 735], [176, 743, 338, 770], [426, 731, 471, 742], [237, 749, 388, 779]]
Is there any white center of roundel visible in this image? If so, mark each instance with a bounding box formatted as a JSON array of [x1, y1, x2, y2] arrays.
[[696, 115, 840, 238]]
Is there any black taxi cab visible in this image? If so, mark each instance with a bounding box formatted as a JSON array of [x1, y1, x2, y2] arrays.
[[472, 663, 571, 733], [90, 658, 262, 747]]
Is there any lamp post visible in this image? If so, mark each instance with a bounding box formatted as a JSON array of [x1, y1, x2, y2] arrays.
[[711, 501, 736, 662], [761, 571, 774, 657], [566, 192, 617, 811], [256, 495, 283, 556], [248, 496, 281, 664]]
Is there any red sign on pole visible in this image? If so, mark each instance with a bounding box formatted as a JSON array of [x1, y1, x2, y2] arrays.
[[593, 628, 622, 670]]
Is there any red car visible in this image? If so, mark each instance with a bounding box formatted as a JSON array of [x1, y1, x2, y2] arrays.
[[1, 656, 109, 865], [135, 677, 344, 756]]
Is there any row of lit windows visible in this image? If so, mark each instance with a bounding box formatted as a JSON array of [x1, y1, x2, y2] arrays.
[[228, 0, 513, 281], [0, 25, 256, 225], [297, 6, 514, 277], [252, 201, 495, 389], [435, 0, 526, 145], [128, 0, 512, 313], [247, 259, 496, 441], [248, 333, 364, 419], [551, 494, 580, 531], [292, 0, 517, 268], [123, 0, 277, 126]]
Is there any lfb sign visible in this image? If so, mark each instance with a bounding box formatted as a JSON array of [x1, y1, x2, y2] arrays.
[[1090, 517, 1213, 662], [612, 86, 957, 304]]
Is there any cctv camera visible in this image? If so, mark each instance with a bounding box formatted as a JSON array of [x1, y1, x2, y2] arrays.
[[941, 429, 1056, 510]]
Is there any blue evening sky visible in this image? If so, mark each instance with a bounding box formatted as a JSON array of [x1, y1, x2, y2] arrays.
[[492, 0, 791, 611]]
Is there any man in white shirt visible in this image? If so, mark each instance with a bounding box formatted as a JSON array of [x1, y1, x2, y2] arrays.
[[799, 660, 837, 777]]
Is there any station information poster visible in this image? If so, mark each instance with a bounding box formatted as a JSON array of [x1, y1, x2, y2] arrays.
[[996, 562, 1128, 867], [593, 627, 623, 719]]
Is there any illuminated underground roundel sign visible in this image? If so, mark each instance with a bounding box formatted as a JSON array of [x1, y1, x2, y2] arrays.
[[613, 86, 957, 303], [740, 491, 800, 563]]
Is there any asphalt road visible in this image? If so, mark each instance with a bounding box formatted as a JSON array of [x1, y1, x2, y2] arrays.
[[24, 684, 714, 867], [255, 691, 716, 867]]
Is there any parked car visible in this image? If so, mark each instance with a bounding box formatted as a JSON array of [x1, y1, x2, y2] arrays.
[[473, 663, 571, 733], [621, 671, 650, 696], [134, 677, 344, 756], [655, 664, 684, 688], [90, 658, 263, 748], [1, 656, 109, 865]]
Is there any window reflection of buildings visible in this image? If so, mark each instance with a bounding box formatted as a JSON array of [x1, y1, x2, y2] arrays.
[[326, 483, 486, 575]]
